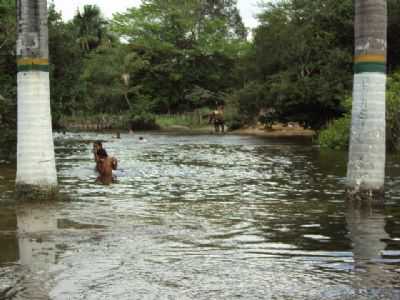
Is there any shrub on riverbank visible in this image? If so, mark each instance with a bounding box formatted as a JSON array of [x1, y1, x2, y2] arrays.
[[386, 73, 400, 152], [129, 113, 160, 130], [318, 115, 350, 150], [318, 72, 400, 151]]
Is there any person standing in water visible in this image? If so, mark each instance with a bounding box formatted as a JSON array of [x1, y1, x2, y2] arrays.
[[93, 141, 106, 172], [93, 142, 118, 181], [95, 148, 118, 185]]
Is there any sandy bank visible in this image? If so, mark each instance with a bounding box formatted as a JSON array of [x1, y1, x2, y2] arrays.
[[233, 125, 315, 137]]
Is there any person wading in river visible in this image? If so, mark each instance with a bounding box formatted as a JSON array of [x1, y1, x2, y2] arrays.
[[93, 141, 106, 172], [96, 148, 118, 185], [93, 141, 118, 175]]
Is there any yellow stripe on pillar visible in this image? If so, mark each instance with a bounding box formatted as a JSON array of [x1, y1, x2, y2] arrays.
[[354, 54, 386, 63], [17, 58, 49, 72], [17, 58, 49, 65]]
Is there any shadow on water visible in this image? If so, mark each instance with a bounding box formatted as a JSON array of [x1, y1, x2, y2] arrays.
[[0, 132, 399, 299]]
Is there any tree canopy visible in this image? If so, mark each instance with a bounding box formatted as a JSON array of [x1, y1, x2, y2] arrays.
[[1, 0, 400, 133]]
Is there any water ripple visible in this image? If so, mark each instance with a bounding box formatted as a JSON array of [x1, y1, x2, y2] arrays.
[[0, 132, 400, 299]]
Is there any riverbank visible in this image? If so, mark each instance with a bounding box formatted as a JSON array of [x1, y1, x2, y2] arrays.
[[57, 112, 209, 132], [58, 113, 315, 138], [233, 124, 315, 137], [57, 124, 316, 138], [156, 123, 316, 138], [167, 126, 316, 138], [58, 120, 315, 138]]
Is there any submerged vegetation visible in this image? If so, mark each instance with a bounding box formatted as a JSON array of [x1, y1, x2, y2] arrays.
[[1, 0, 400, 149]]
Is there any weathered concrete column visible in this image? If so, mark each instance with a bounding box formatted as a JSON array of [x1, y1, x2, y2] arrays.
[[347, 0, 387, 204], [16, 0, 57, 194]]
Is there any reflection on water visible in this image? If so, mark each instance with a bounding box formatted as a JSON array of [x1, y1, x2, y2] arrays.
[[0, 132, 400, 299], [17, 203, 58, 267], [346, 204, 400, 298], [15, 204, 58, 299]]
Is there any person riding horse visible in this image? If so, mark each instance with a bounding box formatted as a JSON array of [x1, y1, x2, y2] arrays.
[[209, 105, 225, 133]]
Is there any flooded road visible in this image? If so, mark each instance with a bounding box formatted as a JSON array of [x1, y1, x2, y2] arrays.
[[1, 132, 400, 299]]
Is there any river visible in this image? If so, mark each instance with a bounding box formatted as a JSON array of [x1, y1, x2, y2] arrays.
[[0, 132, 400, 299]]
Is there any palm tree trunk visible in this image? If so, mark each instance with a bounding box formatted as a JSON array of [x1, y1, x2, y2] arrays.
[[347, 0, 387, 203], [16, 0, 57, 192]]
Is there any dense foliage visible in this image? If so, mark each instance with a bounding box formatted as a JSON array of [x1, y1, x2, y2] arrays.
[[1, 0, 400, 143], [240, 0, 354, 129], [319, 73, 400, 151], [0, 0, 16, 128]]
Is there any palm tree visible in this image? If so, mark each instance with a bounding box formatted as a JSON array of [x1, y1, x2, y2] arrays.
[[73, 5, 110, 52], [16, 0, 57, 192], [347, 0, 387, 203]]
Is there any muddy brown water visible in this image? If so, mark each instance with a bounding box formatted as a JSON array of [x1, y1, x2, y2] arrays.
[[0, 132, 400, 299]]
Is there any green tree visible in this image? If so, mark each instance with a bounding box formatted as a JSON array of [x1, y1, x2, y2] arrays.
[[201, 0, 247, 39], [0, 0, 16, 128], [81, 45, 151, 113], [240, 0, 353, 129], [111, 0, 247, 113], [73, 5, 111, 52], [48, 3, 86, 121], [387, 0, 400, 71]]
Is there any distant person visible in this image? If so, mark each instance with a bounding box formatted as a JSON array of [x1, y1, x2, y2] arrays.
[[96, 148, 118, 185], [209, 105, 225, 133], [129, 129, 134, 135]]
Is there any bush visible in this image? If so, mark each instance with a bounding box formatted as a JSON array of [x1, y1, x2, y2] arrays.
[[318, 115, 350, 150], [129, 112, 160, 130], [220, 95, 242, 131], [318, 71, 400, 151], [226, 115, 243, 131], [387, 73, 400, 151], [236, 81, 269, 123]]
